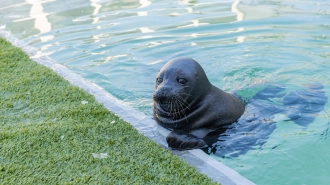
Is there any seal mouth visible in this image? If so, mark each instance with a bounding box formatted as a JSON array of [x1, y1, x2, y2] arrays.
[[154, 96, 189, 116], [158, 99, 172, 112]]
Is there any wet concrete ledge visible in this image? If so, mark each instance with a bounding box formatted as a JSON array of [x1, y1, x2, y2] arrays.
[[1, 30, 255, 185]]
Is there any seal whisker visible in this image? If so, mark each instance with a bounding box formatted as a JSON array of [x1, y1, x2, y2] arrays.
[[169, 98, 174, 114], [171, 99, 179, 120], [174, 99, 189, 123], [173, 98, 186, 116], [175, 96, 191, 110], [173, 99, 183, 118], [170, 97, 181, 120]]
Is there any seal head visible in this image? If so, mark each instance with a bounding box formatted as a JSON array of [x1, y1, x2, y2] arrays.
[[153, 58, 245, 131]]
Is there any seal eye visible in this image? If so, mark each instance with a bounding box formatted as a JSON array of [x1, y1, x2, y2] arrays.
[[156, 78, 163, 84], [177, 78, 188, 85]]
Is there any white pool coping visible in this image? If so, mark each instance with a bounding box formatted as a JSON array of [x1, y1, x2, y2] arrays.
[[0, 30, 255, 185]]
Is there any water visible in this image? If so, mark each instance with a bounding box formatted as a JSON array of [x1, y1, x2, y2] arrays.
[[1, 0, 330, 184]]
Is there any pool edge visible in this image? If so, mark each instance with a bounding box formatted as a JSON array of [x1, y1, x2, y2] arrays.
[[0, 30, 256, 185]]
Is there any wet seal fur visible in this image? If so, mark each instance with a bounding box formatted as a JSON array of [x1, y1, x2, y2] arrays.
[[153, 58, 245, 149]]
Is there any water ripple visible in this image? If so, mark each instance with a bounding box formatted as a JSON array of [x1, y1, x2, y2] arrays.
[[1, 0, 330, 184]]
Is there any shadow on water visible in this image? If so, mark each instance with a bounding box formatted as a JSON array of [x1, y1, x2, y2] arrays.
[[202, 83, 328, 158]]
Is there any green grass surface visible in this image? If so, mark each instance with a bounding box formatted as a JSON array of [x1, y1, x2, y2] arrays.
[[0, 37, 218, 184]]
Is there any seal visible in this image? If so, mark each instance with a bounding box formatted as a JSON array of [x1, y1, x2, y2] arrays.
[[153, 58, 245, 149]]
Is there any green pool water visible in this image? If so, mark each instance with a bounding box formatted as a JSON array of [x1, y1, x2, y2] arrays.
[[1, 0, 330, 184]]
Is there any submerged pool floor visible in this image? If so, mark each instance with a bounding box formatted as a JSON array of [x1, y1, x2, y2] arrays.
[[1, 0, 330, 184]]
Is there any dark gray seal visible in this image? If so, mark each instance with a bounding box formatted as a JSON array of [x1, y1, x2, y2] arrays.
[[153, 58, 245, 149]]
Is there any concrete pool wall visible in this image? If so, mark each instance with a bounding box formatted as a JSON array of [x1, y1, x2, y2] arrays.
[[0, 29, 255, 185]]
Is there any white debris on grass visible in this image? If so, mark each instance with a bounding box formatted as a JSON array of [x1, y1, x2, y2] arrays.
[[92, 153, 108, 159], [110, 120, 115, 124], [81, 100, 88, 104], [60, 135, 64, 140]]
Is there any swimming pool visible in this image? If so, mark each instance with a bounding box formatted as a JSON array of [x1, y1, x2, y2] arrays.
[[1, 0, 330, 184]]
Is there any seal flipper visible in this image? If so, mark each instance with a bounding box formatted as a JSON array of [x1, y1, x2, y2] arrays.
[[166, 130, 208, 150], [283, 83, 328, 127]]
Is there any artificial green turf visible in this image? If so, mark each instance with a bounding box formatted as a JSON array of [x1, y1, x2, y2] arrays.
[[0, 37, 218, 185]]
